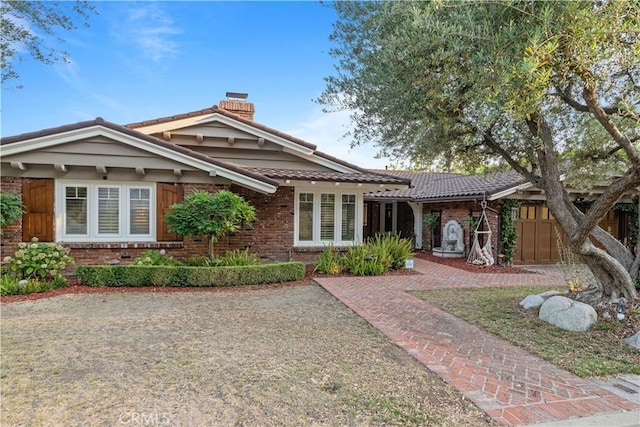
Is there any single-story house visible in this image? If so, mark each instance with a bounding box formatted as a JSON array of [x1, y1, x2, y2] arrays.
[[0, 93, 410, 266], [365, 170, 638, 265], [2, 93, 636, 268]]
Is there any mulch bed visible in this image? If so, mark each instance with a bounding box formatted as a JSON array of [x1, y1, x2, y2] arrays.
[[413, 251, 534, 274], [1, 254, 533, 304]]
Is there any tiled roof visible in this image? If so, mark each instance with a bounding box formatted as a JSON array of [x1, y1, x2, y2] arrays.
[[126, 106, 318, 151], [246, 168, 411, 186], [0, 118, 280, 187], [0, 118, 409, 188], [365, 170, 525, 201], [126, 106, 382, 175]]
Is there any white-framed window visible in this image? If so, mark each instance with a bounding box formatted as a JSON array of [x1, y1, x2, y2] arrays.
[[294, 188, 362, 246], [56, 180, 155, 242]]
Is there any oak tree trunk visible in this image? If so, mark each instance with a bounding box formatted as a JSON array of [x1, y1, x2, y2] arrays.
[[526, 114, 638, 301]]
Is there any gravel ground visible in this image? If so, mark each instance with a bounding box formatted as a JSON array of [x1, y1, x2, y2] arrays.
[[1, 284, 491, 426]]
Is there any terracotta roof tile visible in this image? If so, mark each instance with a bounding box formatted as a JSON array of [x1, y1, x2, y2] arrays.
[[247, 168, 411, 186], [365, 170, 525, 201]]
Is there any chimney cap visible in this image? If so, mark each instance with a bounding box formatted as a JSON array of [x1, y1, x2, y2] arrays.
[[225, 92, 248, 101]]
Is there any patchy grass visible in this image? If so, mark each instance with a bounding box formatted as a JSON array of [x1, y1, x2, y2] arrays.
[[1, 285, 492, 426], [413, 286, 640, 378]]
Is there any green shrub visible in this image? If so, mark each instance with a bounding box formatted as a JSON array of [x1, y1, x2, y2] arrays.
[[0, 274, 18, 295], [381, 233, 414, 269], [3, 237, 74, 280], [341, 244, 391, 276], [76, 262, 305, 287], [0, 273, 67, 296], [164, 189, 256, 259], [132, 249, 182, 266], [364, 238, 393, 275], [217, 249, 259, 266], [185, 256, 218, 267], [314, 244, 342, 275], [341, 245, 369, 276], [0, 191, 23, 234]]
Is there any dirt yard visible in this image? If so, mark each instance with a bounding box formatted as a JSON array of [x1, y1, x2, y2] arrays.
[[1, 284, 491, 426]]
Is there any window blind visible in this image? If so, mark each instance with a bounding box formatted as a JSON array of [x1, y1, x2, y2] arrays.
[[320, 194, 335, 241], [98, 187, 119, 234]]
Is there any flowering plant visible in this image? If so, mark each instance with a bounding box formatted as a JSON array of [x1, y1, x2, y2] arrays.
[[3, 237, 74, 279], [132, 249, 181, 266]]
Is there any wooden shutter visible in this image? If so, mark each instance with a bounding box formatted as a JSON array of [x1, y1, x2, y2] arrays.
[[22, 179, 54, 242], [156, 183, 183, 241]]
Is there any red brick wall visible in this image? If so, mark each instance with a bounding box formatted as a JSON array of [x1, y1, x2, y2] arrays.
[[421, 200, 502, 257], [0, 177, 23, 259], [1, 178, 324, 272]]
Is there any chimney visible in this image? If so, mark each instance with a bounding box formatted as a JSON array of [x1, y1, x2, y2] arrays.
[[218, 92, 255, 121]]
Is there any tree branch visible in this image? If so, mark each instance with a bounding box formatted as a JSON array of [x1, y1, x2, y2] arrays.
[[555, 84, 636, 118], [571, 165, 640, 249], [582, 80, 640, 166], [474, 123, 540, 184]]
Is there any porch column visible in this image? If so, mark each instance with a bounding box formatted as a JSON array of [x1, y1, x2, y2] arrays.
[[407, 202, 423, 249]]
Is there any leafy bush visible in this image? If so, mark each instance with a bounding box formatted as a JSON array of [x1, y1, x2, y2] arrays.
[[324, 234, 413, 276], [165, 190, 256, 258], [185, 256, 219, 267], [0, 191, 23, 234], [76, 262, 305, 287], [3, 237, 74, 279], [0, 274, 19, 295], [217, 249, 259, 266], [314, 244, 342, 275], [364, 238, 393, 275], [0, 274, 68, 296], [341, 244, 391, 276], [376, 233, 414, 269], [132, 249, 182, 266]]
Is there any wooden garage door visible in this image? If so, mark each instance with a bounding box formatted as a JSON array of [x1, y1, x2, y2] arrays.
[[514, 205, 563, 265]]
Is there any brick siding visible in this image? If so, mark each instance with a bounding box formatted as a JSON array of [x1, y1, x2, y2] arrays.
[[1, 177, 326, 272], [421, 201, 502, 258]]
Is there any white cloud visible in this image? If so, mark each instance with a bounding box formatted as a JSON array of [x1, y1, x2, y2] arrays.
[[113, 4, 181, 62], [54, 58, 80, 85], [286, 107, 391, 170]]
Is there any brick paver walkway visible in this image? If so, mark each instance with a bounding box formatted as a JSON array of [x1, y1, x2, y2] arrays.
[[315, 258, 640, 426]]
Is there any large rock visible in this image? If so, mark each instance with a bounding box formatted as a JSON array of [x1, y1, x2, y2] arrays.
[[624, 332, 640, 350], [539, 296, 597, 332], [520, 290, 563, 310]]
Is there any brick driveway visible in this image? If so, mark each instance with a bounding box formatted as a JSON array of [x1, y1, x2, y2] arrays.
[[315, 259, 640, 426]]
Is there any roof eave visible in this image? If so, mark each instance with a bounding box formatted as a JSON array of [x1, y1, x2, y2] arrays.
[[1, 119, 279, 194]]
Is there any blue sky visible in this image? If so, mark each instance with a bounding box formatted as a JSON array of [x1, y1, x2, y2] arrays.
[[1, 1, 391, 168]]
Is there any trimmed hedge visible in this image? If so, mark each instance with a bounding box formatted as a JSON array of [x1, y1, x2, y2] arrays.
[[76, 262, 305, 287]]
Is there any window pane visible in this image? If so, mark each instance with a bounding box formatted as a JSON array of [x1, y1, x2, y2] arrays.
[[298, 193, 313, 241], [98, 187, 119, 234], [341, 194, 356, 240], [320, 194, 335, 241], [129, 188, 150, 235], [65, 186, 87, 234]]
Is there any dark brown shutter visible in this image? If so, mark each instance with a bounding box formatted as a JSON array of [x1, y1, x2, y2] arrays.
[[22, 179, 54, 242], [157, 183, 183, 241]]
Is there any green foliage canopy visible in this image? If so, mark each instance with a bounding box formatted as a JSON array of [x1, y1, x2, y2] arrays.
[[320, 1, 639, 179], [0, 191, 23, 234], [164, 190, 256, 257], [321, 1, 640, 298], [1, 0, 96, 84]]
